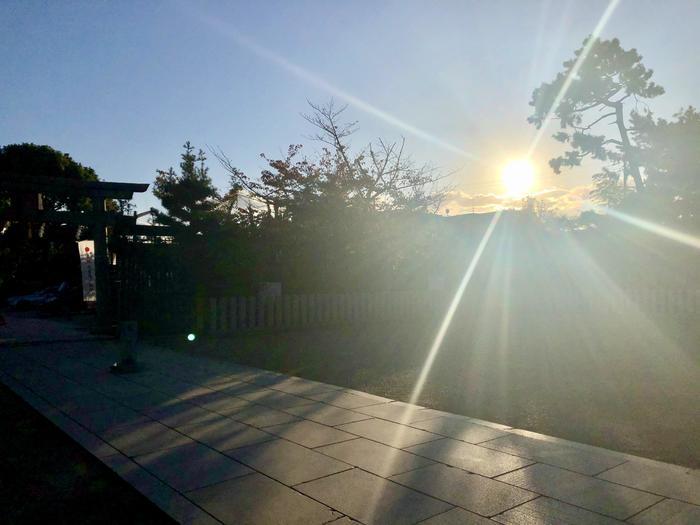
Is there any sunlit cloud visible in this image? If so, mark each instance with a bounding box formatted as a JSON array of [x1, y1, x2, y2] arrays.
[[441, 185, 593, 216]]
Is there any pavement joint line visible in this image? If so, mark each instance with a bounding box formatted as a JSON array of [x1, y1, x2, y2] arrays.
[[1, 374, 225, 524], [496, 491, 654, 525], [103, 451, 226, 523], [591, 459, 630, 477], [412, 507, 459, 524], [309, 435, 362, 450], [2, 363, 690, 508], [490, 463, 672, 520], [622, 496, 671, 522], [3, 346, 699, 523], [7, 369, 261, 522], [386, 465, 540, 519]]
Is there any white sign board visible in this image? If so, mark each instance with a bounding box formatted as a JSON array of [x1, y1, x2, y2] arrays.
[[78, 240, 97, 302]]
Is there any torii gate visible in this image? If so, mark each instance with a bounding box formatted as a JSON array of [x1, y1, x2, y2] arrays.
[[0, 175, 149, 330]]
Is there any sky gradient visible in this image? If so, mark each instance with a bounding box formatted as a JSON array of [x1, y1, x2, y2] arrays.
[[2, 0, 699, 215]]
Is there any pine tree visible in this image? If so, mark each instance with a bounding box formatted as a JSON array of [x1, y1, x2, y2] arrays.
[[152, 142, 220, 235]]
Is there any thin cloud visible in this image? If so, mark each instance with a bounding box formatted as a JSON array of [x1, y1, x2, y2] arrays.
[[441, 185, 592, 216]]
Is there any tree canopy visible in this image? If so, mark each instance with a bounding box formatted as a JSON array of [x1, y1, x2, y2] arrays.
[[0, 143, 100, 213], [214, 101, 446, 224], [0, 144, 102, 296], [152, 142, 222, 235], [529, 37, 664, 196], [627, 106, 700, 227]]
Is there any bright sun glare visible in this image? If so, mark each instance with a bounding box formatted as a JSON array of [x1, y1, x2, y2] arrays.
[[501, 159, 535, 197]]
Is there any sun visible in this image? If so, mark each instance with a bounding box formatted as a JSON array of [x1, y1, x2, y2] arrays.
[[501, 159, 535, 197]]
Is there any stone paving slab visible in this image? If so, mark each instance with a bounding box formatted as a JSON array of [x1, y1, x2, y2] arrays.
[[238, 388, 317, 410], [103, 453, 221, 525], [133, 442, 252, 492], [419, 507, 495, 524], [50, 391, 121, 414], [283, 401, 372, 426], [198, 375, 246, 390], [353, 401, 437, 423], [337, 417, 442, 448], [119, 389, 181, 411], [390, 463, 537, 517], [45, 409, 121, 458], [295, 468, 452, 525], [629, 498, 700, 525], [145, 402, 223, 428], [343, 388, 393, 403], [185, 391, 250, 412], [90, 377, 153, 400], [72, 404, 151, 432], [328, 517, 363, 525], [409, 414, 507, 444], [263, 419, 356, 448], [492, 496, 624, 524], [218, 381, 271, 396], [406, 437, 535, 478], [98, 420, 195, 457], [306, 389, 392, 409], [496, 463, 664, 520], [226, 438, 352, 485], [178, 418, 275, 451], [188, 472, 341, 525], [2, 330, 699, 525], [481, 432, 627, 476], [597, 459, 700, 505], [316, 437, 435, 477], [266, 376, 343, 396], [217, 403, 301, 427]]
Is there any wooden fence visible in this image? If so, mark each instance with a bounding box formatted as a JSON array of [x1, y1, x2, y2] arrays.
[[199, 287, 700, 335], [200, 291, 431, 335]]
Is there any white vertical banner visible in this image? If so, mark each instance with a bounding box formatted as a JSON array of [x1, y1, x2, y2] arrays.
[[78, 240, 97, 303]]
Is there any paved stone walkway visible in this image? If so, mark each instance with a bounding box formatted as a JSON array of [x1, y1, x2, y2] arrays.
[[0, 336, 698, 524]]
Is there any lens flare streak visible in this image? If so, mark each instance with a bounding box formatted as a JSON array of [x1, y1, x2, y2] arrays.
[[527, 0, 622, 156], [408, 210, 502, 407], [187, 6, 482, 164], [596, 206, 700, 250]]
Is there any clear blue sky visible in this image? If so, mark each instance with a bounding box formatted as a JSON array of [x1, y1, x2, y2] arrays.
[[2, 1, 698, 214]]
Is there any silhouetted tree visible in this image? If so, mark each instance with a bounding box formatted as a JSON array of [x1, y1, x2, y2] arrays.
[[529, 37, 664, 196], [0, 144, 101, 295], [152, 142, 221, 235], [628, 106, 700, 227], [0, 143, 99, 215], [211, 102, 450, 292], [215, 100, 447, 219]]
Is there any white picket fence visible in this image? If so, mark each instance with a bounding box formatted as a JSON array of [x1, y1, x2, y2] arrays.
[[199, 287, 700, 335]]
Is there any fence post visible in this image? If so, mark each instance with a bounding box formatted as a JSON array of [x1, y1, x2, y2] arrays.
[[282, 295, 291, 328], [300, 294, 308, 326], [229, 297, 238, 332], [238, 296, 247, 329], [334, 294, 340, 323], [258, 295, 266, 327], [218, 297, 228, 334], [263, 297, 275, 328], [209, 297, 217, 335], [195, 296, 205, 334], [248, 296, 257, 328], [274, 296, 282, 328], [292, 295, 300, 327]]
